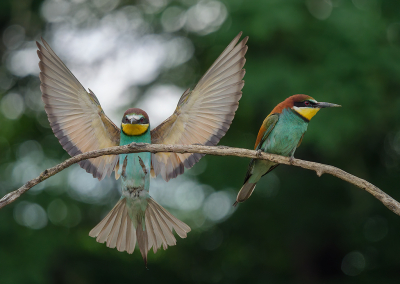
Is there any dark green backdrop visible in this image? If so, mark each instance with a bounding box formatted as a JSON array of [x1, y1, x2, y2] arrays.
[[1, 0, 400, 283]]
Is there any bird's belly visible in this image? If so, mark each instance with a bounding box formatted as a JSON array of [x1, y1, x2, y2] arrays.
[[119, 152, 151, 191], [262, 122, 306, 156]]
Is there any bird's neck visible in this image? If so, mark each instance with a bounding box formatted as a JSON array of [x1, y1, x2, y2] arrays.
[[120, 129, 151, 146], [288, 108, 311, 123], [281, 108, 310, 124]]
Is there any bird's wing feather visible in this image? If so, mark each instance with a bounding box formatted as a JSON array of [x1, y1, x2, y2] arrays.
[[151, 32, 248, 181], [297, 133, 305, 148], [261, 164, 280, 177], [254, 113, 279, 150], [37, 38, 121, 181]]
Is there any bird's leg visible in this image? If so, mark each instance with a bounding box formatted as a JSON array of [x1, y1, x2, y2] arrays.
[[138, 157, 147, 175], [256, 149, 263, 158], [289, 148, 296, 165]]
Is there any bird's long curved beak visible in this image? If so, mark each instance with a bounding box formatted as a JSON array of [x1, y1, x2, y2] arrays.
[[316, 102, 341, 108]]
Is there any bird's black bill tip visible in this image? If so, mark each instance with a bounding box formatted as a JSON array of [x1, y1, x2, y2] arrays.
[[317, 102, 341, 108]]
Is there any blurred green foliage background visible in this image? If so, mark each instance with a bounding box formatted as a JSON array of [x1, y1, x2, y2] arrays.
[[1, 0, 400, 283]]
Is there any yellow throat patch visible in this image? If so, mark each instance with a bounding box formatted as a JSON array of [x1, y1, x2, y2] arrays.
[[294, 107, 320, 121], [122, 123, 149, 136]]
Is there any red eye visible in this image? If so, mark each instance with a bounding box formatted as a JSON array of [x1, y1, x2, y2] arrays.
[[140, 117, 145, 123], [304, 101, 310, 106]]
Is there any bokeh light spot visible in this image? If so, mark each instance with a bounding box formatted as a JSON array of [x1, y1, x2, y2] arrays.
[[203, 191, 233, 222], [67, 167, 115, 204], [47, 199, 68, 224], [306, 0, 333, 20], [93, 0, 120, 13], [17, 140, 44, 161], [2, 25, 25, 50], [14, 201, 48, 230], [139, 84, 183, 127], [185, 1, 227, 35], [41, 0, 71, 23], [161, 6, 187, 32], [1, 93, 24, 120], [341, 251, 366, 276], [6, 47, 39, 77], [175, 181, 205, 211], [63, 204, 82, 228]]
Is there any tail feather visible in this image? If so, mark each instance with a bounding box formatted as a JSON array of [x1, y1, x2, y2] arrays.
[[136, 222, 148, 265], [126, 219, 136, 254], [94, 200, 124, 243], [149, 202, 177, 245], [148, 199, 191, 238], [89, 197, 190, 265], [147, 210, 166, 251], [116, 205, 128, 252], [145, 211, 159, 252], [151, 211, 171, 249], [107, 203, 125, 248], [234, 181, 256, 206]]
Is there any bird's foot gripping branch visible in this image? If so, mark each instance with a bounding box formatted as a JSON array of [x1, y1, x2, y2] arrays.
[[1, 143, 400, 217]]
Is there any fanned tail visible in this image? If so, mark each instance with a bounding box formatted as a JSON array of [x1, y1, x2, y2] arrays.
[[89, 197, 191, 266]]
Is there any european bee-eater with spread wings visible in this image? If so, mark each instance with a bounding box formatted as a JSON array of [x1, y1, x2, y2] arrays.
[[234, 95, 340, 206], [37, 32, 248, 264]]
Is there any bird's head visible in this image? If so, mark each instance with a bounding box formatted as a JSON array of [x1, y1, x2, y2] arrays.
[[121, 108, 150, 136], [281, 94, 341, 121]]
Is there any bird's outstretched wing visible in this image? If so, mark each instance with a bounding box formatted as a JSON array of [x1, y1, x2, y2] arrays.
[[254, 113, 279, 150], [151, 32, 248, 181], [37, 39, 121, 181]]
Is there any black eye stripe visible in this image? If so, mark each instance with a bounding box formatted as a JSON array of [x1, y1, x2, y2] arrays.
[[294, 100, 316, 108]]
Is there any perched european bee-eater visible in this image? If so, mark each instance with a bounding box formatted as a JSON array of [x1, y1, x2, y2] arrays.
[[36, 32, 248, 264], [234, 95, 340, 206]]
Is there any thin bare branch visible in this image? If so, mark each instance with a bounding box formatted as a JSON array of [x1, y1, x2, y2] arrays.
[[1, 143, 399, 216]]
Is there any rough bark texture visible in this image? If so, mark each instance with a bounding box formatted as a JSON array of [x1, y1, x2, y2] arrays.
[[1, 143, 399, 216]]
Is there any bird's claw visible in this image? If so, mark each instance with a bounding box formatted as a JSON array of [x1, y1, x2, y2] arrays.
[[256, 149, 262, 158], [289, 156, 295, 165]]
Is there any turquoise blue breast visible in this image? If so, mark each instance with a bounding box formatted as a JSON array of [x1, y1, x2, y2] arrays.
[[118, 130, 151, 192], [261, 108, 308, 157]]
